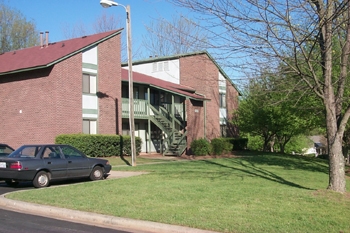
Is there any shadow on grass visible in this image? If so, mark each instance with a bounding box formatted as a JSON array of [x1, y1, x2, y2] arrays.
[[203, 159, 314, 190], [120, 155, 131, 166], [232, 151, 329, 174]]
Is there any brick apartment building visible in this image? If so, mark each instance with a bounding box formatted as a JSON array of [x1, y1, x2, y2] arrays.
[[0, 30, 240, 155], [122, 52, 241, 154]]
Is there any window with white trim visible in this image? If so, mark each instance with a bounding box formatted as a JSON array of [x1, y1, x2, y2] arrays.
[[219, 93, 226, 108], [83, 73, 97, 94], [83, 119, 97, 134]]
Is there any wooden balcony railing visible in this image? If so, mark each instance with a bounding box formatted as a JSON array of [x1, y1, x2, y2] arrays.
[[122, 98, 149, 118], [121, 98, 184, 120]]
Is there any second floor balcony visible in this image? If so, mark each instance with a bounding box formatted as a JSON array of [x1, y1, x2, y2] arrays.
[[121, 98, 184, 120]]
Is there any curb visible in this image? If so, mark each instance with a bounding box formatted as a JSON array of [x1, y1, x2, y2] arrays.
[[0, 194, 219, 233]]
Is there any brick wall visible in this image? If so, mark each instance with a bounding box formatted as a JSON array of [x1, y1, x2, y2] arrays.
[[0, 54, 82, 148], [97, 34, 122, 135], [180, 54, 221, 147], [226, 79, 239, 120], [0, 33, 122, 148], [226, 79, 240, 137]]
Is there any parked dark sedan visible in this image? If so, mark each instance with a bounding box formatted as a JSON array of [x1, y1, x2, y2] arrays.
[[0, 144, 112, 188], [0, 143, 15, 157]]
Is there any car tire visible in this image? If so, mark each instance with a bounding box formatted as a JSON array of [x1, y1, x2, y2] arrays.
[[90, 166, 104, 181], [33, 171, 50, 188], [5, 179, 19, 187]]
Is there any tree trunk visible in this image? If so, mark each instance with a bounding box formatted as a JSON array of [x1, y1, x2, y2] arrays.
[[327, 136, 346, 192], [279, 143, 285, 154], [325, 89, 346, 192]]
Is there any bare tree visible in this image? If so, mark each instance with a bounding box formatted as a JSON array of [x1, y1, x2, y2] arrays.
[[167, 0, 350, 193], [0, 2, 38, 53], [142, 14, 208, 57], [62, 12, 123, 39], [61, 12, 145, 62]]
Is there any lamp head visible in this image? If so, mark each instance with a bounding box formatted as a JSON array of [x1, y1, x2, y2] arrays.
[[100, 0, 119, 8]]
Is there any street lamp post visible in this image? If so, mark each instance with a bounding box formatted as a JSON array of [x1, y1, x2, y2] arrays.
[[100, 0, 136, 166]]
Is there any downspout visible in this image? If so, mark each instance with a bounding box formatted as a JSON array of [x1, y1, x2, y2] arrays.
[[204, 100, 207, 140]]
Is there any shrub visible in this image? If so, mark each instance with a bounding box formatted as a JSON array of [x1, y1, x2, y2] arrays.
[[55, 134, 142, 157], [211, 138, 232, 155], [190, 138, 211, 156], [121, 135, 142, 156]]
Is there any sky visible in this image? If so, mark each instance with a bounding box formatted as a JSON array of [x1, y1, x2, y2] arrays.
[[3, 0, 186, 55], [2, 0, 246, 87]]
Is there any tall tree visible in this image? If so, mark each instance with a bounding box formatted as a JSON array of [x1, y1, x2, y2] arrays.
[[0, 2, 38, 53], [236, 72, 320, 153], [142, 15, 208, 57], [168, 0, 350, 193]]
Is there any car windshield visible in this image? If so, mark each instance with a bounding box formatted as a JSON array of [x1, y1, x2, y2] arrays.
[[8, 145, 42, 158], [0, 145, 14, 156]]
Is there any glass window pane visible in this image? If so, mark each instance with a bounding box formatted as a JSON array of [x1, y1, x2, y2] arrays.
[[90, 121, 97, 134], [90, 75, 97, 94], [83, 120, 90, 134], [83, 74, 90, 93]]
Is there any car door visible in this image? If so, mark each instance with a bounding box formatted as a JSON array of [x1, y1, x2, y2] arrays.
[[60, 145, 91, 178], [41, 146, 68, 179]]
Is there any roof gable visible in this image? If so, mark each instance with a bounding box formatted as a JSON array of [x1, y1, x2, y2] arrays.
[[0, 29, 122, 75], [121, 68, 209, 101], [122, 51, 241, 95]]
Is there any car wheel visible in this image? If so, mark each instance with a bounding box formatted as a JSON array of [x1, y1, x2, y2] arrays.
[[90, 166, 104, 181], [5, 179, 19, 187], [33, 171, 50, 188]]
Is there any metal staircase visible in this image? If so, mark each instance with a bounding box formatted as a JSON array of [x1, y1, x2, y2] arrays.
[[149, 105, 187, 156]]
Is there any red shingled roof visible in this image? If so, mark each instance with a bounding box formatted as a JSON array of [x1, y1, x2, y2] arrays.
[[0, 30, 122, 75], [121, 68, 208, 101]]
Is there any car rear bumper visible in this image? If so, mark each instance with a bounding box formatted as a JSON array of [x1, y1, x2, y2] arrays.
[[0, 169, 36, 181]]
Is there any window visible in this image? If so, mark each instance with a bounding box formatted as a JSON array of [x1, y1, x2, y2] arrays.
[[83, 73, 96, 94], [60, 145, 84, 158], [122, 84, 139, 99], [42, 146, 61, 159], [219, 93, 226, 108], [220, 125, 227, 137], [164, 61, 169, 71], [83, 119, 97, 134], [152, 62, 157, 72], [158, 62, 163, 71], [152, 62, 169, 72]]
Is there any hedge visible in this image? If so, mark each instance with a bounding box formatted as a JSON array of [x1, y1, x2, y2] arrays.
[[55, 134, 142, 157]]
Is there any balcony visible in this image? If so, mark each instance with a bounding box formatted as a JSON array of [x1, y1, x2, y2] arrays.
[[121, 98, 184, 121], [122, 98, 149, 119]]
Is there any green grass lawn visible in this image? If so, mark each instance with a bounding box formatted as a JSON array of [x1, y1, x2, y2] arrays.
[[7, 153, 350, 233], [106, 155, 176, 166]]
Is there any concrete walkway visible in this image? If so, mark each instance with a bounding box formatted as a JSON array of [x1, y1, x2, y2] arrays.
[[0, 171, 220, 233]]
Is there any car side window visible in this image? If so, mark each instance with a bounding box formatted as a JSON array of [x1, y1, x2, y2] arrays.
[[42, 146, 62, 159], [60, 146, 84, 159], [8, 146, 42, 158], [19, 146, 39, 158]]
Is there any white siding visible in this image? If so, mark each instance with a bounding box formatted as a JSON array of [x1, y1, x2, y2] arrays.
[[82, 46, 98, 65], [127, 59, 181, 84], [219, 72, 226, 94]]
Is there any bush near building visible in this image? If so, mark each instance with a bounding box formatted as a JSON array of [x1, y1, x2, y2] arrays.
[[55, 134, 142, 157]]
